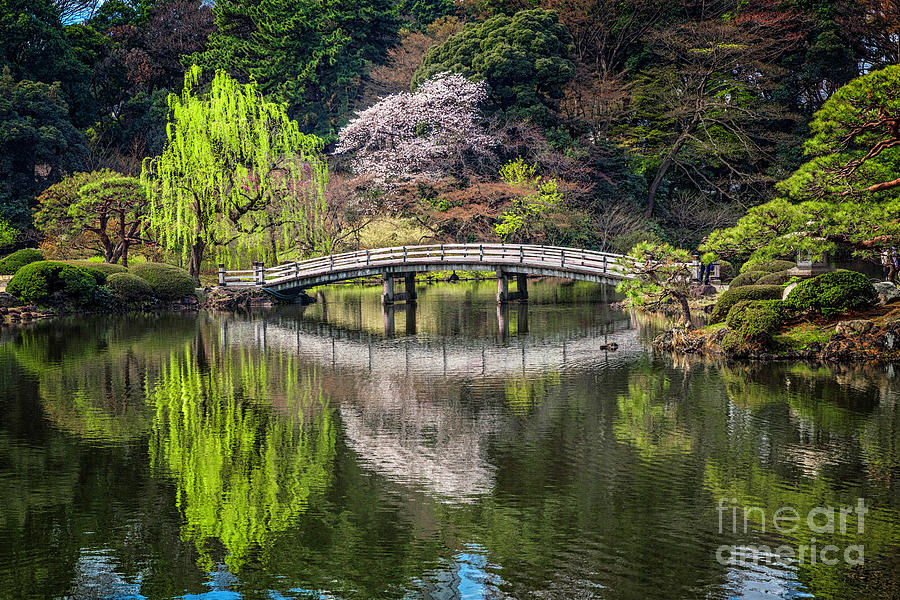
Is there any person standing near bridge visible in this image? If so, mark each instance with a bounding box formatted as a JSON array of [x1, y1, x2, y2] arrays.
[[694, 251, 713, 285]]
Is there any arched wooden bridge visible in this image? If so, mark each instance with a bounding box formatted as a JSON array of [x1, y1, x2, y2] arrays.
[[219, 244, 721, 303], [219, 244, 643, 303]]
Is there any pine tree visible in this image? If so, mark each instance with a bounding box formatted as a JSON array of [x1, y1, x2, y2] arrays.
[[193, 0, 399, 139]]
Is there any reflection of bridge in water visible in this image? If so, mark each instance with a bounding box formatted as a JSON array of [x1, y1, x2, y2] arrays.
[[215, 305, 638, 502], [216, 305, 638, 378]]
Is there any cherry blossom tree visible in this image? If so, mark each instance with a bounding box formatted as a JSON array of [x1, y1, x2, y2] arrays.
[[334, 73, 498, 184]]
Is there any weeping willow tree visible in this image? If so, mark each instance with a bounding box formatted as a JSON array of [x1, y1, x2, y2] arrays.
[[141, 65, 329, 281], [148, 347, 336, 572]]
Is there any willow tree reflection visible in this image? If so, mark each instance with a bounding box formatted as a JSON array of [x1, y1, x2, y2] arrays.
[[148, 347, 337, 572]]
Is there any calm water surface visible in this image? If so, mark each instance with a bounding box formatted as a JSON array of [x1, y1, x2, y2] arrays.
[[0, 280, 898, 600]]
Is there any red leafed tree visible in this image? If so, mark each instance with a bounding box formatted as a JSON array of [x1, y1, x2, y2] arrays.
[[95, 0, 214, 92], [839, 0, 900, 69]]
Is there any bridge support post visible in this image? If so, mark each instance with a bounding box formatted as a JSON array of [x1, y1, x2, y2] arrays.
[[383, 304, 395, 336], [405, 302, 417, 335], [517, 302, 529, 333], [404, 272, 417, 302], [496, 270, 509, 304], [515, 274, 528, 301], [382, 272, 394, 304], [498, 271, 528, 303]]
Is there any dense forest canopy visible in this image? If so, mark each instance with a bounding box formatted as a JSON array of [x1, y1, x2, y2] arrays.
[[2, 0, 900, 269]]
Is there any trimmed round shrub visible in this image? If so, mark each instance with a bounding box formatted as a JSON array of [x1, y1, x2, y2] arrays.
[[6, 261, 99, 304], [726, 300, 786, 342], [129, 262, 195, 301], [106, 272, 154, 303], [756, 270, 796, 286], [0, 248, 43, 274], [717, 260, 735, 282], [728, 270, 768, 288], [739, 259, 796, 275], [784, 270, 877, 317], [64, 260, 128, 276], [80, 267, 108, 286], [709, 285, 785, 324]]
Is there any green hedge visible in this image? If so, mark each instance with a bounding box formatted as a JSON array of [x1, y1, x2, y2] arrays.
[[64, 261, 128, 276], [107, 272, 154, 303], [0, 248, 43, 275], [726, 300, 786, 342], [6, 261, 100, 304], [709, 285, 784, 324], [757, 270, 796, 286], [739, 259, 796, 275], [718, 260, 735, 282], [129, 262, 195, 301], [784, 270, 876, 317], [728, 270, 768, 288]]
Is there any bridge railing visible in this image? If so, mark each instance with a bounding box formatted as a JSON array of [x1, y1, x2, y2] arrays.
[[219, 244, 632, 287]]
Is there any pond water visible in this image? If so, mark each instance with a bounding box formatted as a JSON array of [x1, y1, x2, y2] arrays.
[[0, 280, 898, 600]]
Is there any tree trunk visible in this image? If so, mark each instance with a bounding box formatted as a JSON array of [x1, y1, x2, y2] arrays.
[[269, 222, 279, 265], [646, 112, 700, 217], [646, 155, 675, 218], [103, 239, 116, 263], [188, 238, 205, 284], [678, 294, 693, 329], [121, 242, 129, 268]]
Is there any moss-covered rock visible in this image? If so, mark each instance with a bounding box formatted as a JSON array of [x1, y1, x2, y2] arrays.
[[129, 262, 195, 301], [709, 285, 784, 324], [784, 270, 877, 317], [106, 272, 154, 303], [728, 270, 768, 288], [739, 259, 796, 275], [725, 300, 786, 342], [6, 261, 100, 304], [0, 248, 43, 275], [756, 270, 796, 286]]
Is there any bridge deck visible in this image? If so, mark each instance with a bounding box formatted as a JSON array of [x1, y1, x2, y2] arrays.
[[219, 244, 633, 291]]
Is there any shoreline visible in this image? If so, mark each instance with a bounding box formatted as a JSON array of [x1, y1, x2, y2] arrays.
[[651, 304, 900, 364]]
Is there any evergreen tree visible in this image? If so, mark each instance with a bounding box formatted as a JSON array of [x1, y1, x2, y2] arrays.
[[34, 170, 149, 266], [193, 0, 399, 139], [779, 65, 900, 201], [413, 9, 575, 126], [0, 69, 88, 227], [0, 0, 94, 125]]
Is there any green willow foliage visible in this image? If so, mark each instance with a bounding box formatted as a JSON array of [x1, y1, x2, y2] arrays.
[[148, 348, 336, 572], [141, 66, 329, 277]]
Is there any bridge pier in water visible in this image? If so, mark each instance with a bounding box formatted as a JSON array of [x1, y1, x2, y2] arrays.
[[382, 302, 417, 337], [497, 302, 529, 338], [382, 272, 418, 305], [496, 271, 528, 304]]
